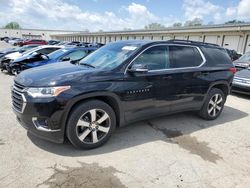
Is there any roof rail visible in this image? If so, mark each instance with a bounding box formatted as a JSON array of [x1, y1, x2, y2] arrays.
[[167, 39, 220, 47]]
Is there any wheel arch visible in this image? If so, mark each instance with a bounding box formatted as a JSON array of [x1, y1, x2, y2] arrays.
[[61, 92, 124, 137], [208, 81, 231, 97]]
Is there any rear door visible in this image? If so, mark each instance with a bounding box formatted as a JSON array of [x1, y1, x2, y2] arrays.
[[167, 45, 207, 111]]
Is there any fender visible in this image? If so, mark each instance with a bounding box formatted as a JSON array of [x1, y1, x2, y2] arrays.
[[60, 91, 125, 135], [202, 80, 231, 104]]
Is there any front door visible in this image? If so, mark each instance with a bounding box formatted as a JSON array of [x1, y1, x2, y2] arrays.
[[122, 45, 173, 122]]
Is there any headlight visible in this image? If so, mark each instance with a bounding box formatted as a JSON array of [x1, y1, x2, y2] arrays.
[[27, 86, 71, 98]]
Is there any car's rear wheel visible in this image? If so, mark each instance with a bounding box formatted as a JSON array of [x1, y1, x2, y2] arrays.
[[199, 88, 226, 120], [67, 100, 116, 149]]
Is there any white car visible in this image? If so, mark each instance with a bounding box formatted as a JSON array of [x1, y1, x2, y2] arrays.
[[8, 38, 22, 45], [4, 45, 64, 61]]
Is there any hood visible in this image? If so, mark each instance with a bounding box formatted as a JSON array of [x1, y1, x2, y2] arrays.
[[14, 62, 101, 87], [5, 52, 22, 60], [235, 69, 250, 79], [12, 53, 37, 63]]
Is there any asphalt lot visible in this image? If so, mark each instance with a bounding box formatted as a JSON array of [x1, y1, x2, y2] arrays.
[[1, 41, 250, 188]]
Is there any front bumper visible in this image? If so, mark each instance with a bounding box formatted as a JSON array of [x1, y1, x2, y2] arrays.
[[12, 90, 68, 143], [15, 111, 65, 143]]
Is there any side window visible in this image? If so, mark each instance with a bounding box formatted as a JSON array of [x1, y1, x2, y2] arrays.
[[133, 46, 170, 70], [202, 47, 232, 66], [63, 50, 88, 61], [37, 48, 59, 55], [169, 46, 203, 68]]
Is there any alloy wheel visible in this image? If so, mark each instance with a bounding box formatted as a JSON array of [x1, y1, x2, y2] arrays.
[[207, 93, 223, 117], [76, 109, 111, 144]]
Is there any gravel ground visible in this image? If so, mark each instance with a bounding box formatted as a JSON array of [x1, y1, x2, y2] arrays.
[[0, 41, 250, 188]]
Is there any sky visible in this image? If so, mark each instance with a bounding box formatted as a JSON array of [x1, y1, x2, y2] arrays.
[[0, 0, 250, 31]]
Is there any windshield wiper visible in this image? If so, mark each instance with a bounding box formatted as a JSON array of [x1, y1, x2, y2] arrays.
[[80, 63, 95, 68]]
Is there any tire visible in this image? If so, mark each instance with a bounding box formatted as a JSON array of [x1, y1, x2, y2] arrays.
[[199, 88, 226, 120], [66, 100, 116, 149]]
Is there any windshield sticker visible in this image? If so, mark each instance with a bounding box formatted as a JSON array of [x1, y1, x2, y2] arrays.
[[122, 46, 138, 51]]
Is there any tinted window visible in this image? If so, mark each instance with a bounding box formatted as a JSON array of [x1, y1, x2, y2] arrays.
[[202, 47, 232, 66], [37, 48, 59, 55], [133, 46, 170, 70], [63, 50, 88, 61], [169, 46, 203, 68]]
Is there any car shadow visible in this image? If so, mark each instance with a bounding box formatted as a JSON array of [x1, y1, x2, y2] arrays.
[[28, 106, 248, 156]]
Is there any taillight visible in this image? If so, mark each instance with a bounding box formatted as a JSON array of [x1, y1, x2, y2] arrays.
[[229, 67, 237, 74]]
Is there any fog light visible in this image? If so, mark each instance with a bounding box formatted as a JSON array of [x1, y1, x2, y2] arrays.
[[32, 117, 60, 132]]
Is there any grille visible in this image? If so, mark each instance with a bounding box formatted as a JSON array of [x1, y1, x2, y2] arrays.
[[12, 82, 26, 113]]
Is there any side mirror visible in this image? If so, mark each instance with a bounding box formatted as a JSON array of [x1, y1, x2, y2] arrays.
[[128, 64, 149, 73], [62, 57, 70, 61]]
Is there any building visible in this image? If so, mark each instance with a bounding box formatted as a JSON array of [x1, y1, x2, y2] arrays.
[[0, 28, 80, 40], [52, 23, 250, 54]]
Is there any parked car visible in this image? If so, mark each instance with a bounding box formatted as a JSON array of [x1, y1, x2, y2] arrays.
[[9, 46, 97, 74], [232, 68, 250, 95], [226, 49, 241, 61], [12, 40, 235, 149], [0, 37, 9, 41], [0, 47, 17, 58], [7, 37, 21, 44], [2, 45, 62, 73], [47, 40, 60, 45], [9, 38, 23, 46], [0, 45, 40, 71], [233, 51, 250, 70], [19, 39, 48, 46]]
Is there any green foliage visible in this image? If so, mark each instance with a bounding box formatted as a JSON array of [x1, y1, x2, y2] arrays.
[[225, 20, 245, 24], [184, 18, 203, 27], [173, 22, 182, 27], [4, 22, 21, 29], [144, 23, 166, 30]]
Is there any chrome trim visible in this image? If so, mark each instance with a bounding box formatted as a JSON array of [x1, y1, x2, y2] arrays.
[[233, 81, 250, 87], [124, 44, 206, 74], [234, 77, 250, 82], [11, 88, 27, 113], [32, 117, 61, 132]]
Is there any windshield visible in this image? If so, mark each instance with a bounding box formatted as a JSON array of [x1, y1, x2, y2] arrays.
[[79, 42, 141, 69], [239, 52, 250, 61], [22, 46, 41, 55], [48, 48, 70, 59]]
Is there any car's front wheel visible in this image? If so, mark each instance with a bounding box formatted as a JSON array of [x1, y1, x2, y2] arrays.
[[199, 88, 226, 120], [67, 100, 116, 149]]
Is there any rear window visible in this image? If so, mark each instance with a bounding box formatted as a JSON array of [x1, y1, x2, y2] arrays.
[[202, 47, 232, 66]]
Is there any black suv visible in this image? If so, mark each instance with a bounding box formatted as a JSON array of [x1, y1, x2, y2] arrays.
[[12, 40, 235, 149]]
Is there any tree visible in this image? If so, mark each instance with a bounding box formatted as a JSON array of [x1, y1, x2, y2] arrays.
[[173, 22, 182, 27], [123, 28, 132, 31], [184, 18, 203, 27], [225, 20, 245, 24], [4, 22, 21, 29], [207, 21, 214, 25], [144, 23, 166, 30]]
